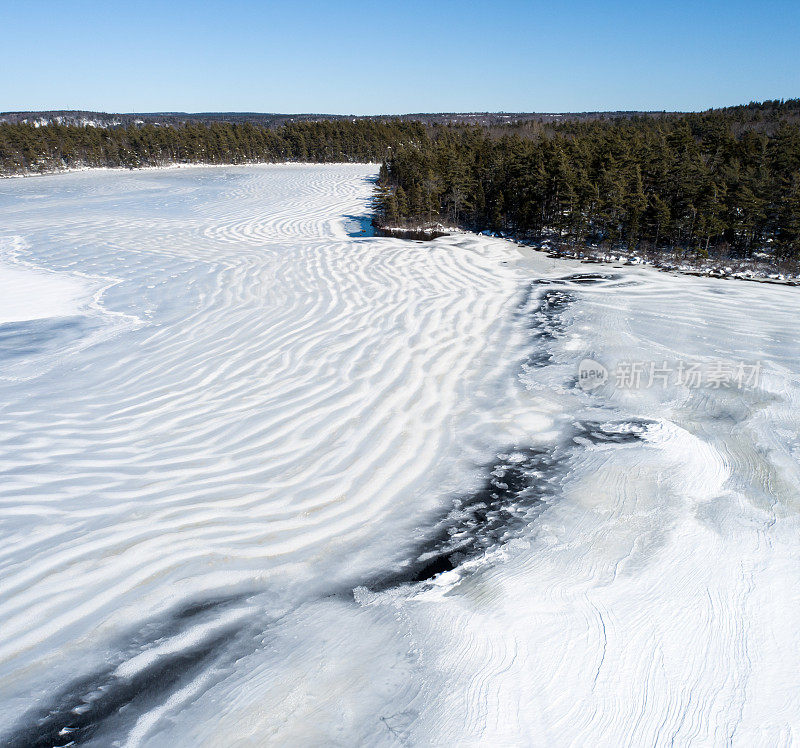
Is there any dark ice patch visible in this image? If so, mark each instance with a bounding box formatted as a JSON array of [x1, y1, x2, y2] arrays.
[[1, 595, 249, 748], [527, 272, 615, 286], [365, 446, 563, 591], [559, 272, 616, 284], [2, 641, 224, 748], [572, 420, 653, 445], [364, 419, 652, 593], [516, 285, 576, 368], [0, 316, 98, 359]]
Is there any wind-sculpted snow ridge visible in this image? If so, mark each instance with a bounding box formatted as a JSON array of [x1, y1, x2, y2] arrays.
[[0, 165, 798, 746]]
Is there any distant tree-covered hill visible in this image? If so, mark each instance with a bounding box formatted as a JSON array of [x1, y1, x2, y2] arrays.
[[0, 109, 679, 129], [0, 119, 423, 172], [3, 100, 798, 130]]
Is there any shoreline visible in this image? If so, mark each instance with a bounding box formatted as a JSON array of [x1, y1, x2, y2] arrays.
[[5, 163, 797, 288], [375, 221, 800, 287], [522, 240, 800, 287], [0, 160, 379, 180]]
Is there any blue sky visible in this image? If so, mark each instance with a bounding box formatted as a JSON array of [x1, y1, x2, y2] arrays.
[[2, 0, 798, 114]]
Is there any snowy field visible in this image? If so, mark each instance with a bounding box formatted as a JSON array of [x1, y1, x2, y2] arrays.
[[0, 164, 798, 747]]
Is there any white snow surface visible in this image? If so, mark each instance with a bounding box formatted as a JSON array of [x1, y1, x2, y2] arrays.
[[0, 264, 89, 324], [0, 164, 798, 746]]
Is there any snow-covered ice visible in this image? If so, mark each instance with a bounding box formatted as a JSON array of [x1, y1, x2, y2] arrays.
[[0, 263, 88, 324], [0, 165, 798, 746]]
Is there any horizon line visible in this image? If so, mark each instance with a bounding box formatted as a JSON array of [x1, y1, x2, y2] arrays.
[[2, 98, 798, 119]]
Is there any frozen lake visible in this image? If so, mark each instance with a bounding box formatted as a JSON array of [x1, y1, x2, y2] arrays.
[[0, 165, 798, 746]]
